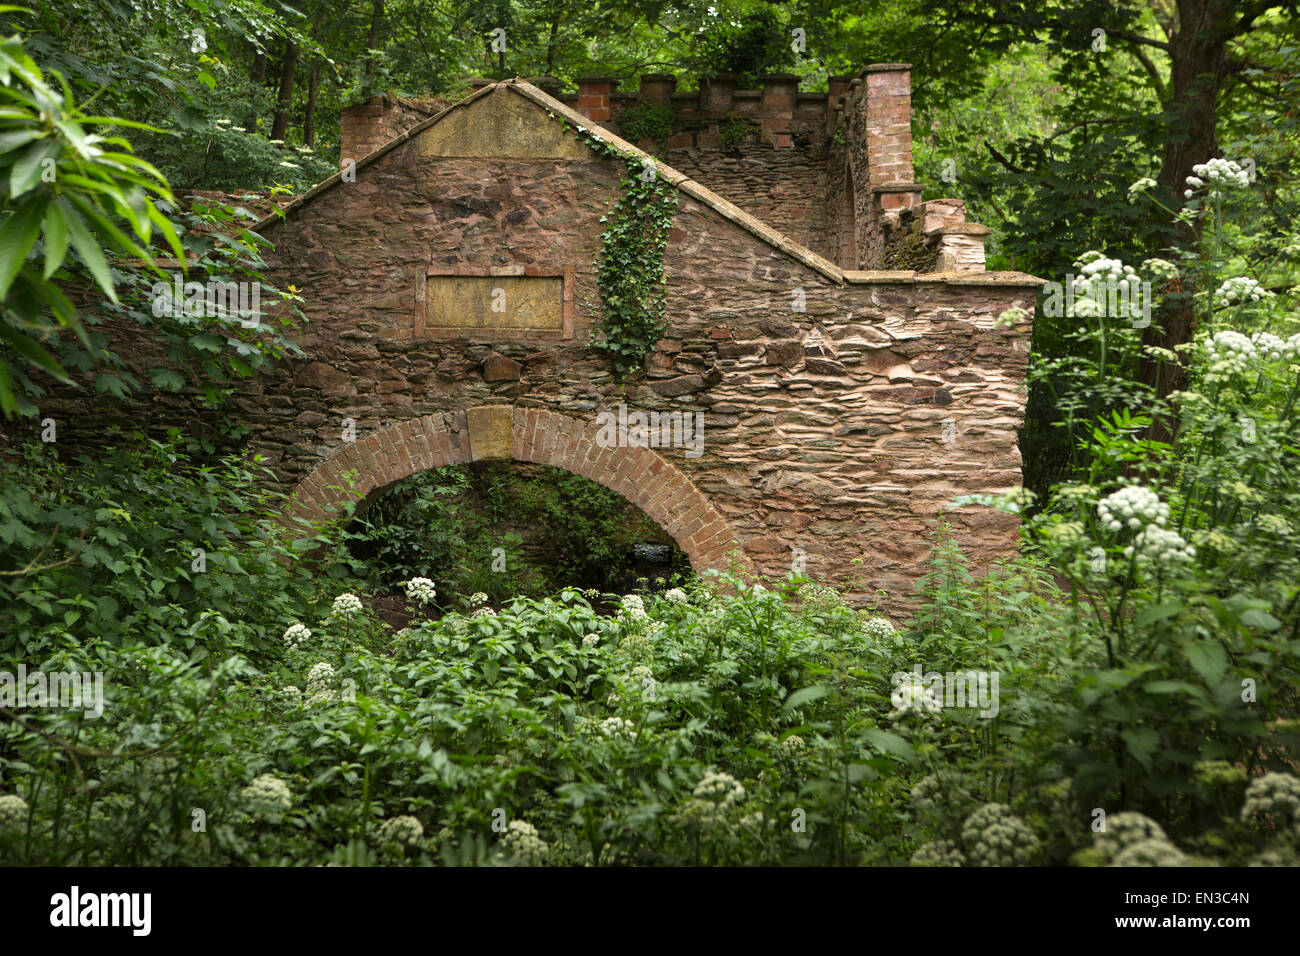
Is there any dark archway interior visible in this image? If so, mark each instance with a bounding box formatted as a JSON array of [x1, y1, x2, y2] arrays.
[[343, 460, 691, 623]]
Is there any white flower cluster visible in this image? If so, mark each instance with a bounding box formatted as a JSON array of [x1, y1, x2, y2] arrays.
[[600, 716, 636, 740], [1127, 177, 1157, 201], [910, 839, 965, 867], [1215, 276, 1269, 308], [378, 815, 424, 847], [1069, 254, 1143, 321], [331, 593, 363, 618], [960, 803, 1038, 866], [403, 577, 436, 606], [888, 678, 940, 720], [629, 665, 653, 682], [779, 735, 806, 756], [582, 632, 601, 647], [861, 616, 896, 642], [1093, 811, 1167, 859], [282, 623, 311, 650], [1141, 258, 1179, 283], [1186, 158, 1250, 194], [662, 588, 688, 604], [0, 793, 29, 830], [694, 770, 746, 807], [1111, 839, 1188, 866], [1240, 772, 1300, 828], [1203, 329, 1258, 371], [283, 685, 301, 704], [620, 594, 647, 620], [1098, 486, 1169, 532], [471, 607, 496, 618], [1249, 331, 1292, 362], [500, 819, 549, 864], [1257, 514, 1293, 537], [470, 592, 489, 606], [305, 662, 336, 705], [240, 774, 292, 823], [1124, 526, 1196, 567]]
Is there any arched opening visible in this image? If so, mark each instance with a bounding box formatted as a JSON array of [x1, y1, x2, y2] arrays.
[[285, 405, 745, 579], [343, 460, 692, 621]]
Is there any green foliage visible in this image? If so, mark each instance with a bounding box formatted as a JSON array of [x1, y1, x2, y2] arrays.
[[584, 132, 677, 375], [614, 102, 674, 155], [342, 462, 681, 605], [719, 114, 754, 149]]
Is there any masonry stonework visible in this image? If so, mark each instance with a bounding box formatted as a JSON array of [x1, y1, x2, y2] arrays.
[[246, 78, 1043, 613]]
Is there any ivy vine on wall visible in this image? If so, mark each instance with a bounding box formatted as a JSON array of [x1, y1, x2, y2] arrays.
[[554, 113, 678, 376]]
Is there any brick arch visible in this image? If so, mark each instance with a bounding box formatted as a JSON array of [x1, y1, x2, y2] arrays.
[[286, 405, 746, 574]]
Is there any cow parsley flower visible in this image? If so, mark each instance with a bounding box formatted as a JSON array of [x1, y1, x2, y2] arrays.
[[1111, 838, 1188, 867], [779, 734, 806, 755], [1124, 526, 1196, 567], [305, 662, 336, 705], [500, 819, 549, 864], [960, 803, 1039, 866], [1240, 772, 1300, 827], [0, 793, 29, 830], [1191, 157, 1250, 190], [620, 594, 647, 620], [911, 839, 965, 867], [1098, 486, 1169, 532], [861, 616, 897, 642], [240, 774, 292, 823], [283, 685, 302, 705], [470, 592, 489, 606], [888, 676, 940, 719], [1141, 258, 1179, 283], [403, 577, 437, 606], [1250, 331, 1288, 362], [1215, 276, 1269, 308], [582, 632, 601, 647], [662, 588, 688, 604], [1094, 811, 1167, 859], [630, 665, 653, 682], [331, 593, 363, 618], [601, 716, 636, 740], [378, 815, 424, 847], [1127, 177, 1157, 201], [282, 623, 312, 649]]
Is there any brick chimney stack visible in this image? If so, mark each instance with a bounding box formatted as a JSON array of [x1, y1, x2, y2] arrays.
[[861, 64, 914, 188]]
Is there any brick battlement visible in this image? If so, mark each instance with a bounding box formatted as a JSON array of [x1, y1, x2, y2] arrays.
[[338, 65, 989, 272]]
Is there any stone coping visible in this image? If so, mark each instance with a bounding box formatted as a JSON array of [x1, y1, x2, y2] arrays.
[[252, 78, 1046, 290]]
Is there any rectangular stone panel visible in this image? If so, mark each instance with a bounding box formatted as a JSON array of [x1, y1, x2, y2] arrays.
[[424, 275, 564, 331]]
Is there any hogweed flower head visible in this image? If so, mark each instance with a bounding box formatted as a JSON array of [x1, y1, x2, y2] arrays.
[[1098, 486, 1169, 532], [282, 622, 312, 649], [0, 793, 29, 830], [240, 774, 292, 823], [403, 577, 437, 606], [331, 593, 363, 618]]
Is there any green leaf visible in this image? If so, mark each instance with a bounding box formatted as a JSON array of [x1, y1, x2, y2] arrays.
[[9, 136, 58, 197], [1182, 639, 1227, 686], [861, 727, 917, 763], [1121, 727, 1160, 769], [0, 199, 43, 298], [41, 200, 68, 278], [782, 685, 827, 711], [57, 197, 117, 301]]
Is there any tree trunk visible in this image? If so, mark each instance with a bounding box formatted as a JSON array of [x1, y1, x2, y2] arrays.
[[270, 40, 299, 141], [245, 47, 268, 131], [303, 63, 322, 146], [365, 0, 385, 93], [1138, 0, 1237, 423]]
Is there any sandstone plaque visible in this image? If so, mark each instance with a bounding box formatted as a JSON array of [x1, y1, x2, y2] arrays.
[[425, 275, 563, 331]]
